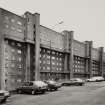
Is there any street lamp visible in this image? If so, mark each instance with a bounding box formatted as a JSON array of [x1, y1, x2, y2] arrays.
[[50, 40, 52, 79], [52, 21, 64, 30]]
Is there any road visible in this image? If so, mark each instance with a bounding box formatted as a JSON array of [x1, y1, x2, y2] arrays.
[[3, 81, 105, 105]]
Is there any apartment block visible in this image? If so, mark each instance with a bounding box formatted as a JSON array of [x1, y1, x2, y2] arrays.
[[0, 8, 105, 91]]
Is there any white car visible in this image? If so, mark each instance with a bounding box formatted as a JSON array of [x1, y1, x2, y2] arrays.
[[86, 76, 104, 82], [0, 90, 10, 103], [16, 81, 48, 94]]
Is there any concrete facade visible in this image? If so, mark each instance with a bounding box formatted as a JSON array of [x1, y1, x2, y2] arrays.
[[0, 8, 105, 90]]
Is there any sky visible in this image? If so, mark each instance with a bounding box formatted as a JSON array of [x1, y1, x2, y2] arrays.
[[0, 0, 105, 49]]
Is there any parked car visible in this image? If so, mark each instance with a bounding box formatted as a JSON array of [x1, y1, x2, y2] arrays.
[[86, 76, 104, 82], [44, 80, 62, 91], [16, 81, 48, 95], [62, 78, 85, 86], [0, 90, 10, 103]]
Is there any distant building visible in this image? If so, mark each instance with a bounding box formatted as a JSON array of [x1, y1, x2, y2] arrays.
[[0, 8, 105, 91]]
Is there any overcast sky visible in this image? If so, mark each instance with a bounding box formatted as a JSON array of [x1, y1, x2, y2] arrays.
[[0, 0, 105, 48]]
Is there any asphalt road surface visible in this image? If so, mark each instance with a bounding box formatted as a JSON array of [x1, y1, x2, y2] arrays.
[[3, 81, 105, 105]]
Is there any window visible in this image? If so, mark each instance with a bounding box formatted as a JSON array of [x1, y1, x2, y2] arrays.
[[47, 67, 50, 70], [11, 63, 15, 68], [11, 56, 16, 60], [5, 24, 9, 28], [29, 82, 33, 86], [33, 24, 35, 29], [17, 43, 22, 47], [40, 60, 41, 64], [47, 60, 50, 64], [27, 18, 29, 22], [5, 40, 8, 44], [5, 55, 9, 60], [18, 64, 22, 68], [52, 67, 55, 70], [18, 71, 22, 75], [40, 48, 41, 52], [11, 26, 15, 30], [59, 58, 62, 61], [17, 21, 22, 26], [52, 51, 55, 54], [5, 63, 9, 68], [11, 19, 15, 23], [59, 68, 62, 71], [17, 79, 21, 82], [52, 62, 55, 65], [5, 16, 9, 20], [11, 49, 15, 52], [47, 50, 50, 54], [11, 42, 15, 46], [60, 53, 62, 56], [43, 55, 45, 58], [42, 61, 45, 64], [17, 29, 22, 33], [5, 48, 8, 53], [59, 63, 62, 66], [43, 49, 45, 52], [52, 56, 55, 59], [17, 50, 22, 54], [40, 54, 41, 58], [47, 55, 50, 59], [18, 57, 22, 62], [43, 67, 45, 70]]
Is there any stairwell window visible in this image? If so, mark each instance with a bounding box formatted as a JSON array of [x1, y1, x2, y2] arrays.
[[17, 21, 22, 26]]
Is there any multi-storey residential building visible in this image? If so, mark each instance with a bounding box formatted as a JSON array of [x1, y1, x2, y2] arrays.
[[0, 8, 105, 91]]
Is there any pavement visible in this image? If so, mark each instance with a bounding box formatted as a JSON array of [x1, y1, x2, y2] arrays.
[[2, 81, 105, 105]]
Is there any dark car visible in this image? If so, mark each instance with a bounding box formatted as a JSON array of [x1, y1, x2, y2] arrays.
[[0, 90, 10, 103], [62, 78, 85, 86], [16, 81, 48, 95], [44, 80, 62, 91]]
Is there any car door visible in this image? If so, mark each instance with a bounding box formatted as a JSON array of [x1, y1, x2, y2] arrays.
[[22, 82, 29, 93], [25, 82, 32, 93], [28, 82, 34, 92], [70, 79, 75, 85]]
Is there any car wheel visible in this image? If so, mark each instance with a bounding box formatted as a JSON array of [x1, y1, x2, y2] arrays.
[[1, 98, 7, 103], [3, 98, 7, 102], [48, 88, 51, 91], [55, 88, 58, 91], [31, 90, 35, 95], [63, 83, 67, 86], [42, 91, 45, 94], [49, 88, 52, 91], [18, 90, 22, 94], [96, 80, 99, 82], [80, 83, 83, 86]]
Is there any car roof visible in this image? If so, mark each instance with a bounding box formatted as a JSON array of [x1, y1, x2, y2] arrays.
[[92, 76, 103, 78], [0, 90, 8, 93], [70, 78, 82, 80]]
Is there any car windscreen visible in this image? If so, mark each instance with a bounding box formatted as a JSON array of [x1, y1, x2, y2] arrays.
[[21, 82, 29, 86], [47, 81, 56, 84], [70, 78, 82, 82], [33, 81, 46, 87]]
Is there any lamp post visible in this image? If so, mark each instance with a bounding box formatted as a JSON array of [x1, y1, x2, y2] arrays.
[[52, 21, 64, 30], [50, 40, 52, 79]]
